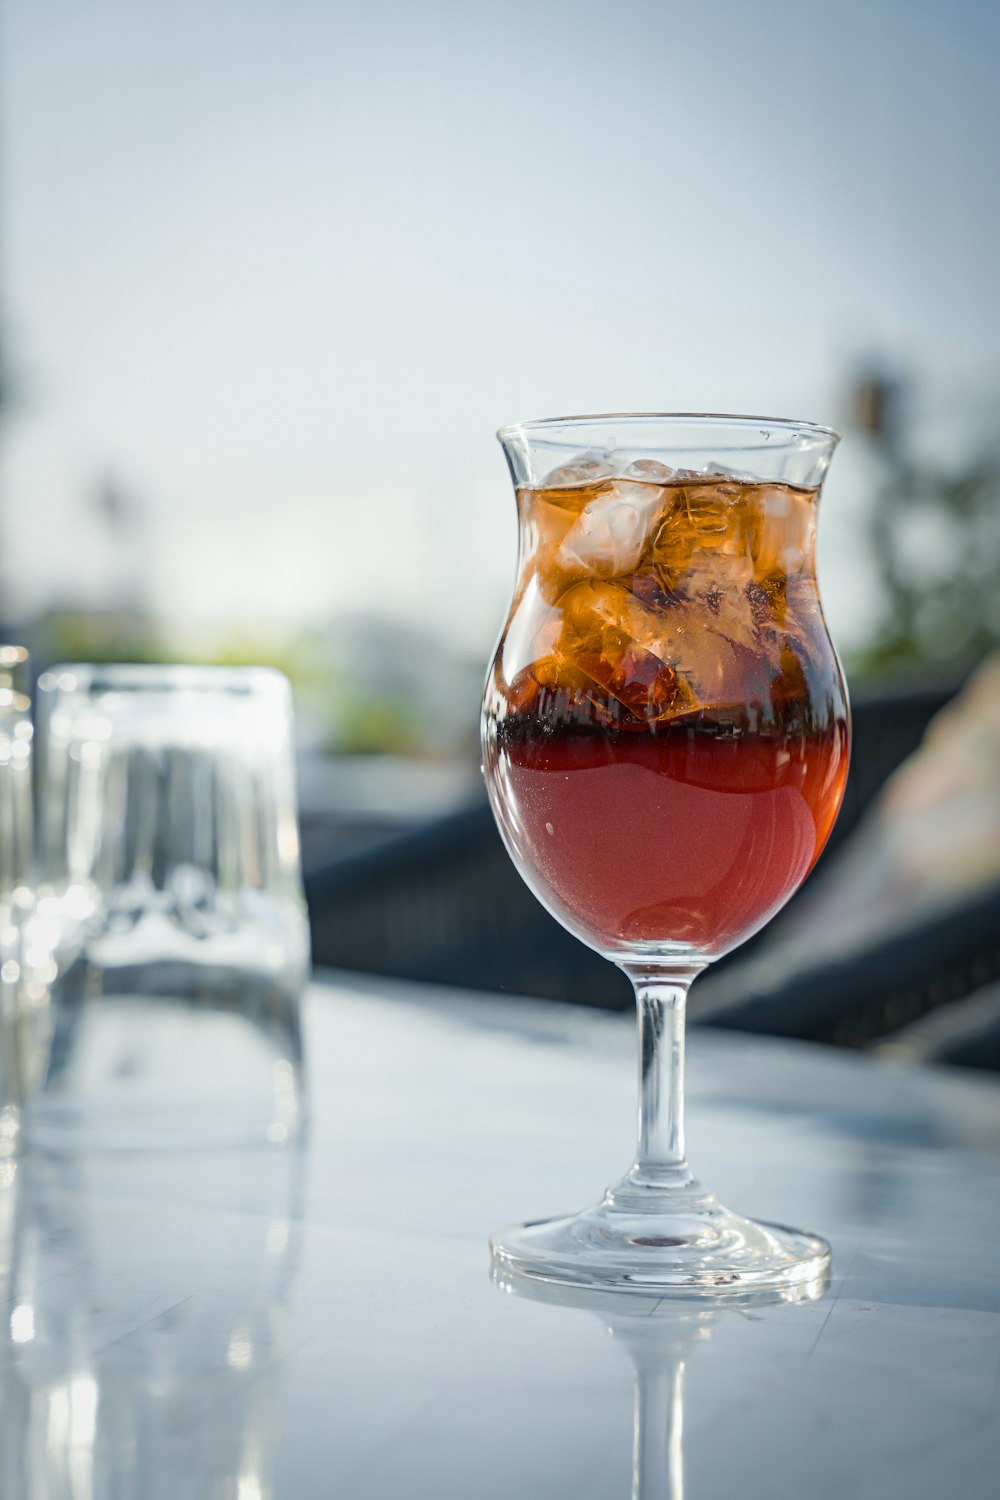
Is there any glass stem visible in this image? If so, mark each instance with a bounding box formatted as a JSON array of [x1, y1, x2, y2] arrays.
[[622, 970, 698, 1194]]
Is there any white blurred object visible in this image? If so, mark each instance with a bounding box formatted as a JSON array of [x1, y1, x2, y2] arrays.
[[877, 653, 1000, 893], [773, 653, 1000, 961]]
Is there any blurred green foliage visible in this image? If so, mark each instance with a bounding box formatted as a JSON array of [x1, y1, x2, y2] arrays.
[[34, 609, 172, 666], [860, 452, 1000, 678], [848, 380, 1000, 683], [31, 611, 472, 757]]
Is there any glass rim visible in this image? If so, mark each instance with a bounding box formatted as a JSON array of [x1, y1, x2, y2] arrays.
[[37, 662, 291, 697], [497, 411, 841, 446]]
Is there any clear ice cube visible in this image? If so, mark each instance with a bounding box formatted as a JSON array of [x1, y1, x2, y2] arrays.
[[701, 461, 759, 482], [542, 452, 615, 488], [560, 579, 760, 719], [556, 480, 670, 580], [749, 485, 812, 577], [621, 458, 677, 483], [682, 555, 759, 652]]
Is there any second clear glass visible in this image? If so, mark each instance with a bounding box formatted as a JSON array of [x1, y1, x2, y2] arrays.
[[30, 664, 310, 1150], [0, 646, 34, 1159]]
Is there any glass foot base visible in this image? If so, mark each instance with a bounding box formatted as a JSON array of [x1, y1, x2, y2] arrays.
[[491, 1188, 830, 1297]]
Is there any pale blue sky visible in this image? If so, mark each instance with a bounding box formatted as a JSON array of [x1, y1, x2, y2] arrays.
[[1, 0, 998, 654]]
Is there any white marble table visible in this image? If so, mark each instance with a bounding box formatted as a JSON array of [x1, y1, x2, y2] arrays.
[[2, 970, 999, 1498]]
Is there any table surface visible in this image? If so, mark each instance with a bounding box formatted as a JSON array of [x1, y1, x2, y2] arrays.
[[2, 971, 999, 1499]]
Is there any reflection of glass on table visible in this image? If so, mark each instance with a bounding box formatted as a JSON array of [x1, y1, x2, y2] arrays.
[[495, 1266, 828, 1499], [0, 1146, 303, 1499]]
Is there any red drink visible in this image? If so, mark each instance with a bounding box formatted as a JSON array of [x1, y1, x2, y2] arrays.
[[484, 467, 849, 960], [493, 719, 845, 955]]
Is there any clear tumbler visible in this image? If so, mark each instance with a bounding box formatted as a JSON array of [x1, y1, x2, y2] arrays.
[[32, 665, 309, 1149], [0, 646, 33, 1159]]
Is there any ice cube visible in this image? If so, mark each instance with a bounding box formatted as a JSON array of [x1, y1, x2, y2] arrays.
[[559, 581, 695, 721], [520, 484, 596, 605], [683, 556, 759, 652], [621, 458, 677, 483], [605, 450, 633, 474], [505, 653, 605, 721], [773, 576, 825, 670], [501, 575, 562, 686], [542, 452, 615, 488], [555, 479, 670, 581], [701, 461, 758, 482], [749, 485, 813, 577], [651, 484, 741, 589], [559, 579, 774, 721], [656, 596, 773, 710]]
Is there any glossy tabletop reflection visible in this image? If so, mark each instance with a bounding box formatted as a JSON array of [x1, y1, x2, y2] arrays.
[[2, 972, 999, 1498]]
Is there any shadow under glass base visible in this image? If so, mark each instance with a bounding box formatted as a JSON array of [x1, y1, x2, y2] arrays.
[[491, 1182, 830, 1297]]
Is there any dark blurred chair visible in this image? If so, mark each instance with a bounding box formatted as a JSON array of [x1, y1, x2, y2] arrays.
[[873, 981, 1000, 1072], [814, 677, 965, 862], [306, 677, 967, 1021], [690, 876, 1000, 1047], [307, 801, 631, 1007]]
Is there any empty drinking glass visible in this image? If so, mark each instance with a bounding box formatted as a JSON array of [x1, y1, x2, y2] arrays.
[[31, 665, 310, 1150], [0, 646, 33, 1159]]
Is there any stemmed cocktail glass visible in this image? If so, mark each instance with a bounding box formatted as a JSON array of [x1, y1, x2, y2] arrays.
[[482, 414, 849, 1293]]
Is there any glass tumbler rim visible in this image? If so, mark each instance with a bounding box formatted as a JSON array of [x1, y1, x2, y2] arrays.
[[496, 411, 841, 446], [37, 661, 291, 699]]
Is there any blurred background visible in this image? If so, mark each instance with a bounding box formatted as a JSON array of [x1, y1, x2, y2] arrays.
[[1, 0, 998, 1056]]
